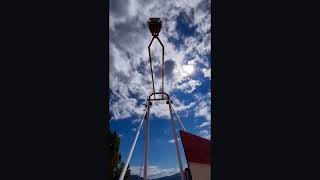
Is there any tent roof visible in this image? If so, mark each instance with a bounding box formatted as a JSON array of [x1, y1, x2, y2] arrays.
[[179, 130, 211, 165]]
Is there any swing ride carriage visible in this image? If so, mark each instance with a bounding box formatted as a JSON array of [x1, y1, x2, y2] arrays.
[[118, 18, 211, 180]]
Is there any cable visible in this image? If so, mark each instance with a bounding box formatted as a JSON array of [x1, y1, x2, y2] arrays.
[[169, 101, 186, 132]]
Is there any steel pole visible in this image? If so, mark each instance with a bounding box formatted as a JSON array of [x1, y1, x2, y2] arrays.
[[168, 102, 185, 180], [144, 102, 151, 180], [119, 109, 147, 180], [169, 101, 186, 131]]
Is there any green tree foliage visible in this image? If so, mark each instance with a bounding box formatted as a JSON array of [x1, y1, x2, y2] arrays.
[[108, 112, 131, 180]]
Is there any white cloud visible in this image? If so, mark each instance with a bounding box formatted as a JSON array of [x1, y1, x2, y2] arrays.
[[201, 68, 211, 79], [200, 129, 208, 135], [168, 138, 181, 144], [175, 79, 201, 93], [172, 100, 196, 114], [130, 165, 180, 179], [110, 98, 145, 119], [131, 118, 142, 124], [204, 134, 211, 140], [194, 100, 211, 121], [194, 92, 211, 122], [196, 121, 211, 128], [109, 0, 211, 120], [199, 129, 211, 140], [148, 98, 195, 120]]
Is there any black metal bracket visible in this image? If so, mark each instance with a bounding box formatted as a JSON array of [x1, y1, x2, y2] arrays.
[[147, 18, 165, 99], [148, 18, 162, 37]]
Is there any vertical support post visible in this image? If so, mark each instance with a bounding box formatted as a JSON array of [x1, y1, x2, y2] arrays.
[[119, 109, 147, 180], [168, 101, 185, 180], [144, 101, 151, 180]]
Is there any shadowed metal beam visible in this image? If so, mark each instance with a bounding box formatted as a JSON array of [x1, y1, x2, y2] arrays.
[[148, 37, 156, 99]]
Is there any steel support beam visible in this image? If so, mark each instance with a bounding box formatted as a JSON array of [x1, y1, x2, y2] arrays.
[[168, 102, 185, 180], [169, 101, 186, 132], [119, 107, 148, 180], [143, 102, 151, 180]]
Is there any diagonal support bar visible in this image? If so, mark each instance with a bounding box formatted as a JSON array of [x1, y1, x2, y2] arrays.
[[168, 102, 185, 180], [119, 106, 148, 180], [169, 101, 186, 131]]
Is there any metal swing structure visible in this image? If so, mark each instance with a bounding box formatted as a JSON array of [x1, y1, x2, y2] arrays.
[[118, 18, 209, 180]]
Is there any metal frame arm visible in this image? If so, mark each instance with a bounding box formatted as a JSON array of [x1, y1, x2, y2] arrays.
[[168, 101, 185, 180], [169, 101, 186, 131], [119, 105, 149, 180], [143, 102, 151, 180], [148, 37, 165, 99]]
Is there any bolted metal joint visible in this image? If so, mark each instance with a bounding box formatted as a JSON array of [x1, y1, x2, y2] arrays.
[[166, 100, 173, 104], [148, 18, 162, 37]]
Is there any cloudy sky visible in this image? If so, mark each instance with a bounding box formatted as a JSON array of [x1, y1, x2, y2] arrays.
[[109, 0, 212, 178]]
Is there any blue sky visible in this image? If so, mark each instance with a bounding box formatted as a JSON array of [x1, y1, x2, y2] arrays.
[[109, 0, 211, 178]]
